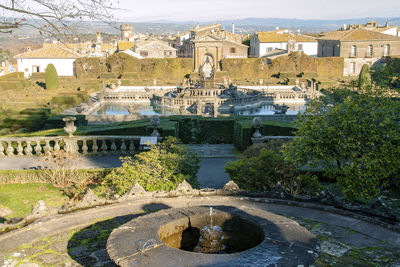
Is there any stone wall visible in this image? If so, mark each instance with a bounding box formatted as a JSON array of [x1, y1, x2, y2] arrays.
[[220, 53, 344, 80], [75, 52, 343, 84]]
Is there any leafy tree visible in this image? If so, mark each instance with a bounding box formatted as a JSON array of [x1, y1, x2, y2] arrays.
[[372, 57, 400, 91], [45, 64, 59, 90], [358, 64, 372, 90], [284, 88, 400, 201], [100, 137, 200, 195]]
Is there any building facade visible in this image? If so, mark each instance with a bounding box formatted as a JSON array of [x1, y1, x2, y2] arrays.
[[317, 28, 400, 76], [135, 39, 177, 58], [193, 35, 248, 72], [15, 46, 80, 77], [250, 30, 318, 58]]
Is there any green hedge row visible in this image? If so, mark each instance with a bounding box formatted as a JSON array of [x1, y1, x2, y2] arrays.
[[43, 115, 88, 130], [233, 119, 297, 150], [169, 116, 235, 144]]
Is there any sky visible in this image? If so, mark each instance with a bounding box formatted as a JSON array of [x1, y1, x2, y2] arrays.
[[116, 0, 400, 22]]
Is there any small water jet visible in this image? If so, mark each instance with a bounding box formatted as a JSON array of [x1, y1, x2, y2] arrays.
[[193, 207, 225, 253]]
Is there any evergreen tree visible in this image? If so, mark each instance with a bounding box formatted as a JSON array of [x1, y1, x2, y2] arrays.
[[358, 64, 372, 90], [45, 64, 59, 90]]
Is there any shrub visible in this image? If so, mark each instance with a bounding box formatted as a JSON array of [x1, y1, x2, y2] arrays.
[[99, 137, 200, 196], [42, 150, 94, 199], [226, 145, 322, 195], [45, 64, 59, 90]]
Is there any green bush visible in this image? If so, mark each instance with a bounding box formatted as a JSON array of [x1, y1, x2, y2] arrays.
[[226, 145, 322, 195], [45, 64, 59, 90], [99, 137, 200, 195], [225, 148, 284, 192]]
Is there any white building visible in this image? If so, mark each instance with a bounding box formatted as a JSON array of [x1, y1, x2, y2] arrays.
[[15, 46, 81, 77], [250, 30, 318, 58]]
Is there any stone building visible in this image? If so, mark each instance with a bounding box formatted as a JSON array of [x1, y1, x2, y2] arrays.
[[317, 28, 400, 76], [15, 45, 80, 77], [192, 34, 248, 72], [135, 39, 177, 58], [176, 24, 248, 71], [120, 24, 134, 42], [344, 21, 399, 37], [249, 30, 318, 58]]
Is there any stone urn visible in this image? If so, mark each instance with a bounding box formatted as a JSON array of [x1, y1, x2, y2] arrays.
[[179, 105, 186, 115], [63, 116, 77, 137], [76, 105, 84, 114], [273, 104, 289, 115], [150, 117, 161, 137], [126, 104, 135, 115], [252, 117, 262, 138]]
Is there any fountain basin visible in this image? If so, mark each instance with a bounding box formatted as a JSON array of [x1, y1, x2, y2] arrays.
[[107, 206, 319, 267]]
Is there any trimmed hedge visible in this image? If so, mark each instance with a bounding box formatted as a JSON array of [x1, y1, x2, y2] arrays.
[[233, 119, 296, 150], [43, 115, 88, 129], [2, 113, 49, 132], [0, 169, 110, 184], [169, 116, 235, 144], [0, 72, 24, 80]]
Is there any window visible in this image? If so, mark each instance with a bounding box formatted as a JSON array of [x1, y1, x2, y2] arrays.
[[140, 51, 148, 57], [350, 45, 357, 57], [298, 44, 303, 51], [384, 44, 390, 56], [32, 65, 40, 72], [164, 51, 172, 57], [266, 47, 273, 53], [230, 47, 236, 53], [367, 45, 373, 57], [350, 62, 356, 74]]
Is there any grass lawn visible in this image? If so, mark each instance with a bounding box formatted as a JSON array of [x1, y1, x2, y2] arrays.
[[0, 183, 68, 220]]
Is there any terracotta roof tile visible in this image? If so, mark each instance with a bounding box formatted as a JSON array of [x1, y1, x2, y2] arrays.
[[117, 41, 134, 51], [318, 28, 400, 41], [257, 32, 316, 43], [14, 46, 80, 59]]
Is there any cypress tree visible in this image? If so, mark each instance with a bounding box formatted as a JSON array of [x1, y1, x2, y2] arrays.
[[358, 64, 372, 90], [45, 63, 59, 90]]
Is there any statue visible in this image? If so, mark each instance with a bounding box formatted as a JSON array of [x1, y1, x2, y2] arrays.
[[259, 79, 264, 86], [199, 54, 215, 81], [152, 78, 157, 87]]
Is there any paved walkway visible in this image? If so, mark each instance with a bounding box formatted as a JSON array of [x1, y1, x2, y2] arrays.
[[1, 197, 400, 266]]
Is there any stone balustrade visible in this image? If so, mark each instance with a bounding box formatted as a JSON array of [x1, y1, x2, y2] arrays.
[[0, 136, 161, 157], [99, 92, 154, 103]]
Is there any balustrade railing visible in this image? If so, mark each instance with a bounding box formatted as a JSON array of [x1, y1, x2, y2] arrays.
[[0, 136, 160, 157]]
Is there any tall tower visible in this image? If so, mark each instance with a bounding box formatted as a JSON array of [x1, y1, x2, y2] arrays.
[[120, 24, 134, 41]]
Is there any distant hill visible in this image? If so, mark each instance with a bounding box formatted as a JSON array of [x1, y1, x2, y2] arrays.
[[132, 17, 400, 34], [6, 17, 400, 37]]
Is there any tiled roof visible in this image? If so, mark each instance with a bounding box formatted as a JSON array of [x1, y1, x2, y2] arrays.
[[257, 31, 316, 43], [192, 24, 221, 32], [117, 41, 134, 51], [136, 39, 176, 51], [318, 28, 400, 41], [14, 46, 80, 59]]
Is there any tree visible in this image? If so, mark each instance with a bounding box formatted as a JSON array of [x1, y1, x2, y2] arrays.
[[0, 0, 117, 35], [45, 63, 58, 90], [284, 88, 400, 201], [358, 64, 372, 90]]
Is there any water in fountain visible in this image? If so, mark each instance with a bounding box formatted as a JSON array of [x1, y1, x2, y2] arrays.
[[193, 207, 225, 253]]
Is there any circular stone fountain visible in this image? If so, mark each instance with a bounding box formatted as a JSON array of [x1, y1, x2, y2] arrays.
[[107, 206, 319, 267]]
